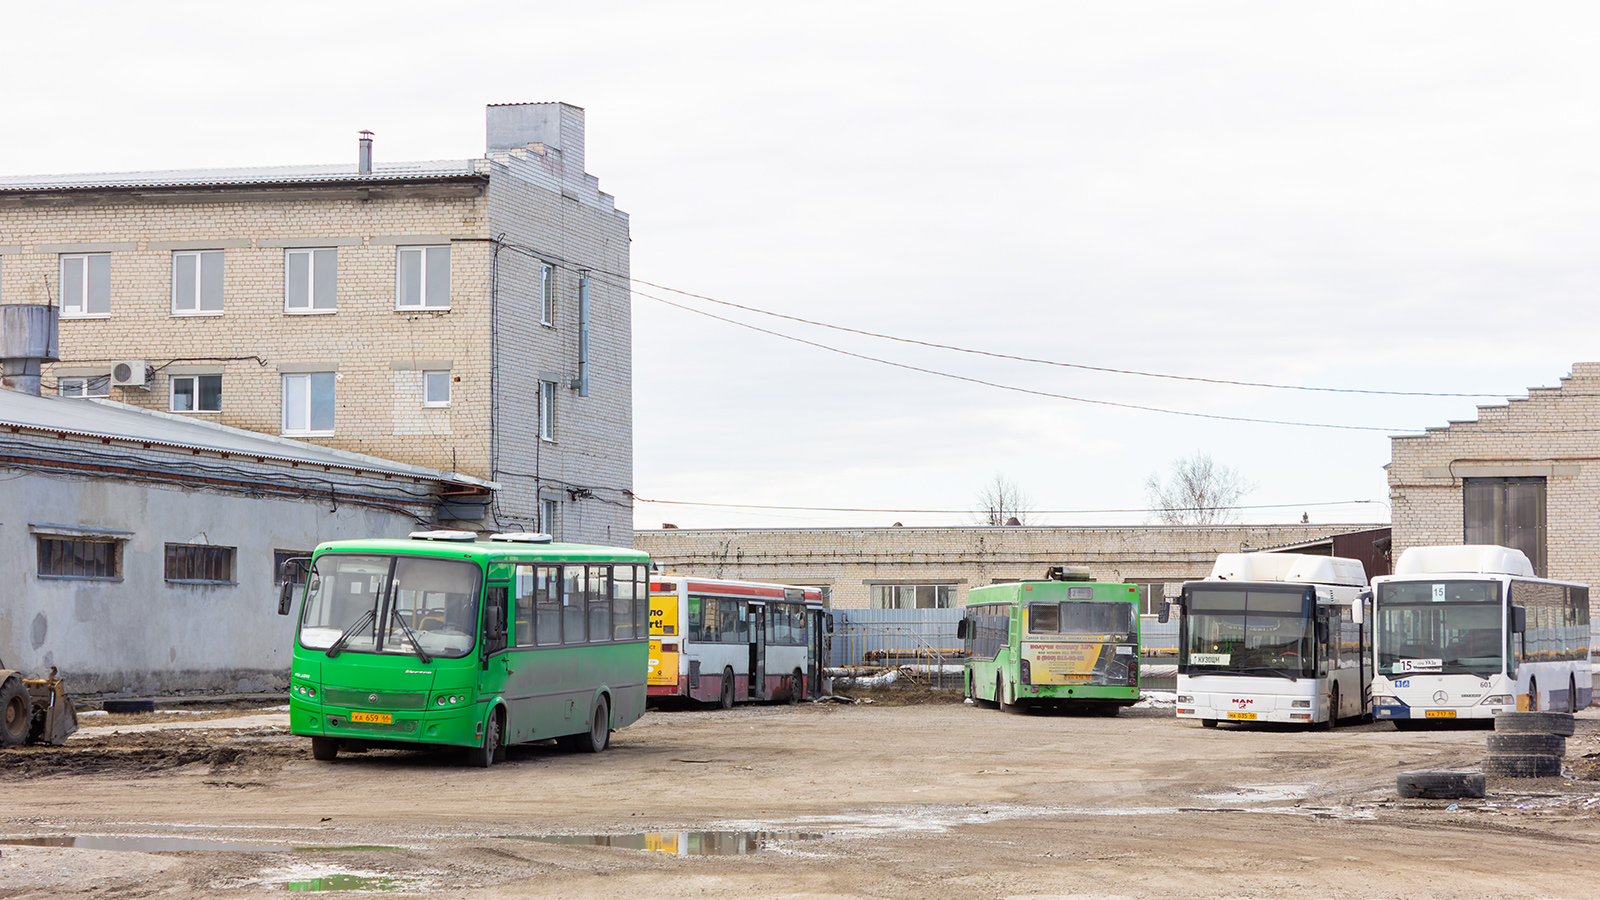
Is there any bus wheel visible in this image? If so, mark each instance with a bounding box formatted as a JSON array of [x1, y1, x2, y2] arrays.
[[1201, 718, 1218, 728], [310, 737, 338, 761], [576, 696, 610, 753], [789, 669, 804, 705], [996, 675, 1015, 713], [719, 669, 735, 710], [1527, 677, 1538, 713], [467, 709, 502, 768], [1318, 685, 1339, 731], [1568, 677, 1578, 714]]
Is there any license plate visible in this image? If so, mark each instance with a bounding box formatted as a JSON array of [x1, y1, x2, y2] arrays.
[[1227, 712, 1257, 720], [1424, 710, 1457, 719], [350, 711, 392, 724]]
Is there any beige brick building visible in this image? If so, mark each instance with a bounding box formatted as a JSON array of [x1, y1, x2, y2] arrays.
[[0, 102, 632, 545], [1390, 362, 1600, 599], [635, 523, 1390, 610]]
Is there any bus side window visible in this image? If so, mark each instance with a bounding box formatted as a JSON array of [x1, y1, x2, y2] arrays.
[[563, 567, 586, 644], [513, 565, 537, 647], [634, 567, 649, 636], [536, 566, 561, 646], [613, 565, 635, 641], [589, 565, 612, 643]]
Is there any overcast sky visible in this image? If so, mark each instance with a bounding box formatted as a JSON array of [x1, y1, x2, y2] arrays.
[[5, 2, 1598, 530]]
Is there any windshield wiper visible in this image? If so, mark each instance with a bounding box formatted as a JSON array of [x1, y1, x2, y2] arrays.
[[388, 607, 433, 664], [326, 609, 376, 658], [1187, 666, 1300, 681], [1235, 666, 1300, 682]]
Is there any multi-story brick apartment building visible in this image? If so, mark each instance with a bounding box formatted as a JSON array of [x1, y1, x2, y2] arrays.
[[1390, 362, 1600, 599], [0, 102, 632, 545]]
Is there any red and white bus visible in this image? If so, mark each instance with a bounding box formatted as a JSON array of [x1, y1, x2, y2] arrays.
[[647, 576, 828, 707]]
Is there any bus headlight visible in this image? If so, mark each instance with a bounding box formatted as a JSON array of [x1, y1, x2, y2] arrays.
[[1176, 694, 1194, 704], [1479, 694, 1514, 706]]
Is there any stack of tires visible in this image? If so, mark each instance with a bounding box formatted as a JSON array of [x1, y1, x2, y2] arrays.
[[1487, 712, 1575, 778]]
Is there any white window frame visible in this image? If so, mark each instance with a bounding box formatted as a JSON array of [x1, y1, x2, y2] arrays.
[[540, 262, 556, 325], [423, 370, 451, 407], [285, 248, 338, 313], [171, 250, 225, 315], [396, 245, 452, 310], [539, 380, 557, 441], [170, 374, 222, 413], [60, 253, 111, 317], [58, 375, 110, 398], [541, 498, 558, 538], [281, 372, 336, 436]]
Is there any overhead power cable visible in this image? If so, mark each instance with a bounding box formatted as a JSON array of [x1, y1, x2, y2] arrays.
[[632, 279, 1510, 399], [634, 289, 1412, 433]]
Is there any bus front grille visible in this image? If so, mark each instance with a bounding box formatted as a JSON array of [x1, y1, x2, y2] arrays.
[[322, 689, 428, 710]]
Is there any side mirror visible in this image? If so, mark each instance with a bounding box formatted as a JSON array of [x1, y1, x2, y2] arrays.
[[1158, 601, 1171, 624], [277, 580, 297, 616], [1352, 590, 1370, 626], [1511, 605, 1527, 635], [825, 613, 835, 634], [956, 619, 970, 640], [1315, 619, 1329, 644]]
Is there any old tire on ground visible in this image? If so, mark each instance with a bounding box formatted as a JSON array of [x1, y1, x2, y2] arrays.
[[467, 709, 502, 768], [1484, 754, 1563, 778], [310, 737, 339, 761], [719, 669, 735, 710], [103, 699, 156, 714], [1396, 770, 1486, 800], [574, 695, 610, 753], [1494, 711, 1576, 736], [1, 678, 32, 747], [1487, 732, 1566, 757]]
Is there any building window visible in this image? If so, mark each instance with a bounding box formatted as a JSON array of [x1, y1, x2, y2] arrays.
[[285, 248, 338, 312], [541, 498, 558, 538], [540, 262, 556, 325], [539, 380, 556, 440], [60, 254, 111, 317], [170, 374, 222, 413], [1465, 477, 1546, 577], [58, 375, 110, 398], [274, 549, 313, 586], [870, 584, 956, 609], [37, 537, 120, 580], [423, 370, 451, 406], [282, 372, 335, 435], [172, 250, 224, 314], [396, 245, 451, 309], [165, 543, 236, 584]]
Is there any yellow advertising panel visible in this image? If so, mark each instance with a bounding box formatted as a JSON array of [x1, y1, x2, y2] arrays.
[[1024, 641, 1106, 684], [648, 593, 680, 686]]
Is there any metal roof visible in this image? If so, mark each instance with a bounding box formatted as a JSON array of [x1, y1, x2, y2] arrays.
[[0, 160, 485, 192], [0, 389, 493, 489]]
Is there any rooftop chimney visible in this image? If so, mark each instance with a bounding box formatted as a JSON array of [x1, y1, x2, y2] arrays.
[[1, 305, 61, 396], [358, 130, 374, 175]]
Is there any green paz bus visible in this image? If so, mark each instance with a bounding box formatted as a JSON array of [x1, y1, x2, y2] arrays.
[[959, 569, 1142, 713], [278, 530, 650, 766]]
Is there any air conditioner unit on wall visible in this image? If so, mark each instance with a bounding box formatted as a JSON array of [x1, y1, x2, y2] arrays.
[[110, 360, 149, 387]]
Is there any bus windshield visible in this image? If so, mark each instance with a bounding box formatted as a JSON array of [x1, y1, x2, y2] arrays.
[[1376, 580, 1503, 677], [1027, 601, 1134, 638], [298, 554, 482, 659], [1181, 586, 1314, 678]]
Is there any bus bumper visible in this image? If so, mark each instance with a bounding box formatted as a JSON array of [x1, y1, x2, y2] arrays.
[[288, 697, 480, 746]]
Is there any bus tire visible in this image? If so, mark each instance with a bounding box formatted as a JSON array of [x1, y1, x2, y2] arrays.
[[1318, 685, 1339, 731], [1484, 753, 1563, 778], [575, 695, 610, 753], [789, 669, 804, 705], [1200, 718, 1218, 728], [1487, 732, 1566, 756], [996, 675, 1016, 713], [1568, 676, 1579, 714], [1396, 770, 1486, 799], [1526, 677, 1538, 712], [467, 708, 502, 768], [310, 737, 339, 761], [0, 678, 31, 747], [719, 669, 735, 710], [1493, 711, 1576, 736]]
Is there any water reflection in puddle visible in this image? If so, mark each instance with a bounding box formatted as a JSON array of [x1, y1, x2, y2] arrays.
[[281, 873, 418, 892], [518, 831, 824, 855], [1, 835, 287, 853]]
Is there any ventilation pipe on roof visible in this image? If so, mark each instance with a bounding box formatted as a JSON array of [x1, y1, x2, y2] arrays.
[[0, 305, 60, 396], [358, 130, 374, 175]]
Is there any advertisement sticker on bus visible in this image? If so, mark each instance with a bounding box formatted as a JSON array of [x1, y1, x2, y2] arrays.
[[649, 593, 677, 636], [1024, 643, 1106, 683]]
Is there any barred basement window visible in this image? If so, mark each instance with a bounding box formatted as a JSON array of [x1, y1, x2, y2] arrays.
[[37, 537, 120, 580], [165, 543, 236, 584]]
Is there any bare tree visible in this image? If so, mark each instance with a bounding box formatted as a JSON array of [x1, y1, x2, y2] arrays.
[[1144, 452, 1254, 525], [975, 474, 1033, 526]]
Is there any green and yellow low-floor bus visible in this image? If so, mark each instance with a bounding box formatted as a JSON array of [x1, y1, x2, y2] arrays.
[[959, 570, 1142, 713], [279, 530, 650, 766]]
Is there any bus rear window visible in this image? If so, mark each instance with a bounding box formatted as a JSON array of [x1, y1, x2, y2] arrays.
[[1028, 601, 1134, 636]]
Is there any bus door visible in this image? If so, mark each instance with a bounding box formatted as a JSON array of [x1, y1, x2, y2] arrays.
[[749, 600, 767, 700], [807, 608, 825, 700]]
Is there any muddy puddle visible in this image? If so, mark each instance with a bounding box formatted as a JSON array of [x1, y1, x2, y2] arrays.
[[518, 830, 823, 855]]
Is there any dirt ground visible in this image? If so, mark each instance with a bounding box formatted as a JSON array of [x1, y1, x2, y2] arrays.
[[3, 695, 1600, 899]]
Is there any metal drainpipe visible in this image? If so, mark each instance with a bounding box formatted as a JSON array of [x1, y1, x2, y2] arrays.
[[577, 270, 590, 397]]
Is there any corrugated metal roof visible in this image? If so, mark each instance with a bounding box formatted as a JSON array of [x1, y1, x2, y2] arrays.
[[0, 160, 484, 192], [0, 389, 493, 488]]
